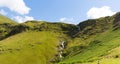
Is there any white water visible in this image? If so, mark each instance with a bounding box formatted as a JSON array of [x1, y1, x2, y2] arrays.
[[59, 41, 65, 59], [61, 41, 65, 49], [59, 51, 63, 58]]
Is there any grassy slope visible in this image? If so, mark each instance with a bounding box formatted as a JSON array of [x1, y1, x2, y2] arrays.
[[0, 31, 63, 64], [84, 46, 120, 64], [59, 29, 120, 64], [1, 13, 120, 64], [0, 14, 16, 24], [0, 20, 78, 64], [0, 14, 17, 40], [58, 15, 118, 64]]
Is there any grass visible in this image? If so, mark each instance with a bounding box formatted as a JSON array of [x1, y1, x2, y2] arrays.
[[59, 29, 120, 64], [80, 58, 120, 64], [1, 13, 120, 64], [0, 14, 16, 24], [23, 21, 44, 29], [0, 31, 64, 64], [0, 19, 77, 64]]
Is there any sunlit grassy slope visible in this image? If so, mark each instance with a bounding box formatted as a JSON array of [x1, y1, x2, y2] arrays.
[[0, 17, 78, 64], [1, 12, 120, 64], [0, 14, 16, 24], [0, 14, 17, 40], [59, 12, 120, 64], [59, 28, 120, 64], [0, 31, 62, 64], [83, 46, 120, 64]]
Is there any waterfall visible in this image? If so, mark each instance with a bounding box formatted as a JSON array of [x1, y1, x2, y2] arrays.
[[59, 51, 63, 58], [61, 41, 65, 49], [59, 41, 65, 59]]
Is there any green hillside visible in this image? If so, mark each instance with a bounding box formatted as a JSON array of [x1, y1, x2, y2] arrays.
[[58, 12, 120, 64], [60, 29, 120, 64], [0, 14, 17, 40], [1, 12, 120, 64], [0, 18, 78, 64], [0, 14, 16, 24], [0, 31, 62, 64]]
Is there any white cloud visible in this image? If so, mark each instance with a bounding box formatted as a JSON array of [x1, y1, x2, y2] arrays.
[[0, 0, 30, 15], [0, 9, 7, 15], [60, 17, 66, 21], [13, 16, 34, 23], [87, 6, 116, 19], [60, 17, 75, 24]]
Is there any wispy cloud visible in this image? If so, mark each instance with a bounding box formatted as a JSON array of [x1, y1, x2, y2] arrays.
[[0, 0, 30, 15], [0, 9, 7, 15], [0, 0, 35, 23], [87, 6, 116, 19], [13, 16, 34, 23], [59, 17, 75, 24]]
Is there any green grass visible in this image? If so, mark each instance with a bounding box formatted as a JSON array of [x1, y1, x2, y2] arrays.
[[0, 14, 16, 24], [0, 20, 77, 64], [59, 29, 120, 64], [23, 21, 44, 29], [0, 31, 63, 64], [1, 12, 120, 64], [0, 14, 17, 40], [83, 46, 120, 64]]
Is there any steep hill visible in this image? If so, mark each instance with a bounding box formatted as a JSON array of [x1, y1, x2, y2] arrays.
[[0, 31, 62, 64], [0, 15, 17, 40], [0, 17, 78, 64], [59, 12, 120, 64], [1, 12, 120, 64], [0, 14, 16, 24]]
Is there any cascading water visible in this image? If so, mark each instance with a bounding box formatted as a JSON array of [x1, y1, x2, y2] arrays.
[[59, 51, 63, 58], [61, 41, 65, 49], [59, 41, 65, 60]]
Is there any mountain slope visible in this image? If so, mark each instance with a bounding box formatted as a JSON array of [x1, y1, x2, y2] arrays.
[[59, 12, 120, 64], [1, 12, 120, 64], [0, 20, 78, 64], [0, 14, 16, 24], [0, 31, 62, 64], [0, 15, 17, 40], [60, 29, 120, 63]]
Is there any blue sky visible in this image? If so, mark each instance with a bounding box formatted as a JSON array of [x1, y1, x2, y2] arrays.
[[0, 0, 120, 24]]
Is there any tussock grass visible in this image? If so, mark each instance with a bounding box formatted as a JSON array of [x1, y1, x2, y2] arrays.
[[0, 31, 61, 64], [60, 30, 120, 64]]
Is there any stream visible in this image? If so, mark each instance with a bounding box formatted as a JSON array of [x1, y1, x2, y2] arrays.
[[59, 41, 65, 60], [58, 26, 80, 60]]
